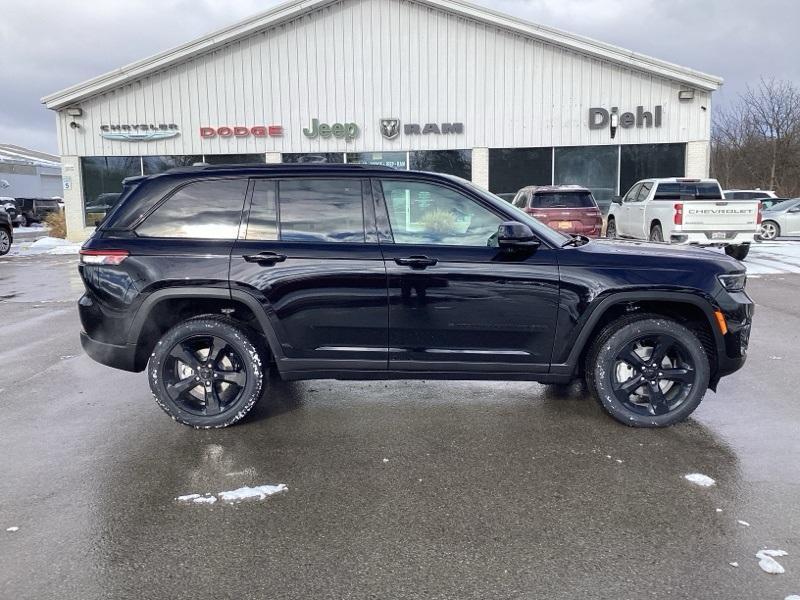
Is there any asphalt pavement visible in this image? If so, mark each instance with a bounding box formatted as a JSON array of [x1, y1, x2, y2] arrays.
[[1, 255, 799, 600]]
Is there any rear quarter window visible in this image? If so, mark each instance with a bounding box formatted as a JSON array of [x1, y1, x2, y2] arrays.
[[136, 178, 248, 239]]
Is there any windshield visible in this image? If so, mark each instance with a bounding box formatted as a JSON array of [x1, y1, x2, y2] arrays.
[[531, 192, 596, 209], [654, 182, 723, 200], [448, 176, 572, 245]]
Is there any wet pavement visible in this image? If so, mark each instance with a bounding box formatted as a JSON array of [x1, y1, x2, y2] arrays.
[[1, 255, 799, 600]]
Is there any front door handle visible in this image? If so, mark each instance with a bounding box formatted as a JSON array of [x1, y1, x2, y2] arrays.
[[243, 251, 287, 265], [395, 255, 438, 269]]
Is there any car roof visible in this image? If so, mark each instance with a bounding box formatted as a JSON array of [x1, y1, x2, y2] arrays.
[[642, 178, 720, 184]]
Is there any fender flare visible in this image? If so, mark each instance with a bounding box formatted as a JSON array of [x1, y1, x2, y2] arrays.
[[553, 290, 724, 373], [126, 287, 285, 361]]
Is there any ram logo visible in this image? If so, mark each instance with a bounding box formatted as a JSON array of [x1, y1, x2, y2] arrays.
[[380, 119, 401, 140]]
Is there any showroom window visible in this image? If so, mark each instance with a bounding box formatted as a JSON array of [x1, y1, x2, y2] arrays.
[[347, 152, 408, 169], [278, 179, 365, 242], [142, 155, 203, 174], [409, 150, 472, 180], [136, 178, 248, 239], [554, 146, 619, 210], [203, 154, 265, 165], [380, 179, 502, 247], [283, 153, 344, 164], [489, 148, 553, 196], [81, 157, 142, 226], [620, 144, 686, 198]]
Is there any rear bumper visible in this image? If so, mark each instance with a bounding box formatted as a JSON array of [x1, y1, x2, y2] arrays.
[[670, 231, 757, 245], [80, 331, 142, 372]]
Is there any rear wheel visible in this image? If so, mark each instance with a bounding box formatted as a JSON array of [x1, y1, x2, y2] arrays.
[[760, 221, 780, 240], [606, 218, 617, 239], [148, 316, 266, 428], [725, 244, 750, 261], [17, 215, 27, 228], [649, 223, 664, 242], [585, 315, 710, 427], [0, 228, 10, 256]]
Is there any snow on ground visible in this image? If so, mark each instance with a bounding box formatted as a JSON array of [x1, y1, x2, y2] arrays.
[[6, 526, 19, 532], [738, 520, 751, 527], [744, 240, 800, 275], [176, 484, 287, 505], [7, 236, 81, 257], [684, 473, 716, 487], [784, 595, 800, 600], [756, 549, 788, 574]]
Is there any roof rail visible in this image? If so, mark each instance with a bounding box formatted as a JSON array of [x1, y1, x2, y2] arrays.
[[164, 163, 396, 174]]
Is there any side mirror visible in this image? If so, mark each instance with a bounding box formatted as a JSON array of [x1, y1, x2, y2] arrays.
[[611, 196, 623, 205], [497, 221, 540, 249], [788, 207, 800, 213]]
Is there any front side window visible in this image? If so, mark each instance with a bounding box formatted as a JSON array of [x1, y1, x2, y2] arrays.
[[137, 179, 248, 239], [278, 179, 365, 243], [636, 182, 653, 202], [623, 183, 643, 203], [380, 180, 503, 247]]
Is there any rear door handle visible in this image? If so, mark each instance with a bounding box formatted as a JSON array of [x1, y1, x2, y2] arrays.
[[243, 251, 287, 265], [394, 255, 438, 269]]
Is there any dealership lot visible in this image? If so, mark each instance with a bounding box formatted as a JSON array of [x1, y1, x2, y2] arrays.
[[1, 253, 799, 600]]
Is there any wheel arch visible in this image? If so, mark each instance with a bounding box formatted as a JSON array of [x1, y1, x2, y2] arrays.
[[555, 291, 724, 386], [127, 287, 283, 372]]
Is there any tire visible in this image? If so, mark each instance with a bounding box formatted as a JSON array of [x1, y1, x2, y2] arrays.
[[17, 215, 27, 228], [606, 218, 617, 239], [0, 228, 10, 256], [725, 244, 750, 261], [760, 221, 780, 241], [148, 316, 266, 428], [585, 314, 710, 428], [649, 223, 664, 242]]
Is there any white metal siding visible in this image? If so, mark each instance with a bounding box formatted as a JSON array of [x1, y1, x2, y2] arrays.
[[57, 0, 712, 158]]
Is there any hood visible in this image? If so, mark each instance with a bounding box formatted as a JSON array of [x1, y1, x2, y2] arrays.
[[563, 238, 743, 273]]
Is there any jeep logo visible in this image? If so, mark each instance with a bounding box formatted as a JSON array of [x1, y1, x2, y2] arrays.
[[303, 118, 359, 142], [589, 106, 663, 129]]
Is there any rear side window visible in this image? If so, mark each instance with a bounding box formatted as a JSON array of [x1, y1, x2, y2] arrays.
[[531, 192, 596, 209], [654, 182, 723, 200], [137, 179, 248, 239], [278, 179, 365, 243]]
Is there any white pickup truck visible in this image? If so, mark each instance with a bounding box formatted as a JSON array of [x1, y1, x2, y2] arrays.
[[606, 178, 761, 260]]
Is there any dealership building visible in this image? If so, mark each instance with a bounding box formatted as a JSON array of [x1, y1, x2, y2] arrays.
[[43, 0, 722, 241]]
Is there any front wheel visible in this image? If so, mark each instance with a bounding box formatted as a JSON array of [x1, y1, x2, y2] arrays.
[[585, 315, 710, 427], [0, 228, 10, 256], [725, 244, 750, 261], [148, 316, 266, 428]]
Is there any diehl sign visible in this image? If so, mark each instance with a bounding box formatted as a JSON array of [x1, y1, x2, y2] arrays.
[[303, 118, 359, 142], [589, 106, 663, 129]]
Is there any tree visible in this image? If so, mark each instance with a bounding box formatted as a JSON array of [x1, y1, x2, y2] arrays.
[[711, 78, 800, 197]]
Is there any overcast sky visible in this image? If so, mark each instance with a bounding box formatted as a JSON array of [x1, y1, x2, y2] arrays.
[[1, 0, 797, 154]]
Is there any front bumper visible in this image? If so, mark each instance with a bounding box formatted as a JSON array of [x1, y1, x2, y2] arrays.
[[80, 331, 141, 372], [713, 290, 754, 381]]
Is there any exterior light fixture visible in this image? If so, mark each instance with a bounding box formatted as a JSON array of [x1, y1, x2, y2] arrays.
[[66, 107, 84, 117], [679, 90, 695, 101]]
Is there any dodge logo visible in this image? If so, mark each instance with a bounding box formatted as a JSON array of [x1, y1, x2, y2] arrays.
[[380, 119, 400, 140]]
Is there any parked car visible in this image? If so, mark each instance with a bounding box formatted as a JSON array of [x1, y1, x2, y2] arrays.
[[759, 198, 800, 240], [78, 164, 752, 429], [512, 185, 603, 238], [607, 178, 760, 260], [724, 189, 777, 200], [759, 198, 792, 211], [9, 197, 61, 227], [0, 205, 13, 256]]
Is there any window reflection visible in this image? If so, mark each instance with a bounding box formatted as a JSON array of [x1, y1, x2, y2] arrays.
[[81, 156, 142, 226], [278, 179, 365, 242], [489, 148, 553, 195], [136, 179, 248, 239], [554, 146, 619, 210], [246, 180, 278, 240], [142, 155, 203, 174], [283, 153, 344, 164], [381, 180, 502, 247], [620, 144, 686, 197], [409, 150, 472, 180]]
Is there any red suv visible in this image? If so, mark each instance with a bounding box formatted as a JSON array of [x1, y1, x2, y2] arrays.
[[512, 185, 603, 238]]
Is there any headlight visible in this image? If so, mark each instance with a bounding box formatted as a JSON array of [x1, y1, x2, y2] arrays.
[[718, 273, 747, 292]]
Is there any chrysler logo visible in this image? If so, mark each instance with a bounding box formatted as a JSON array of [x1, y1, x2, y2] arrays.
[[380, 118, 400, 140], [100, 124, 180, 142]]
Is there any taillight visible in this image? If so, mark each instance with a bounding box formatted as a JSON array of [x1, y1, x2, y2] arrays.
[[757, 202, 763, 225], [79, 249, 129, 265], [674, 203, 683, 226]]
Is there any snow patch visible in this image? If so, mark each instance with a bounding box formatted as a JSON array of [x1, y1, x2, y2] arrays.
[[737, 520, 750, 527], [684, 473, 716, 487], [716, 508, 723, 513], [784, 596, 800, 600], [176, 484, 287, 505], [729, 562, 739, 568], [382, 458, 389, 463], [756, 549, 788, 574], [6, 526, 19, 532]]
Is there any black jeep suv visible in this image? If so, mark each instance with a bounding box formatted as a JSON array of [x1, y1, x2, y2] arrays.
[[78, 164, 753, 429]]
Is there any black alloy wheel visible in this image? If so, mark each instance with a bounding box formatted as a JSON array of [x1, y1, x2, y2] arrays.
[[149, 316, 265, 428]]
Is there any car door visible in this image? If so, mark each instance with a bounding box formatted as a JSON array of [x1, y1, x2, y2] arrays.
[[617, 183, 642, 237], [784, 200, 800, 235], [633, 182, 654, 239], [374, 177, 560, 374], [229, 176, 388, 371]]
